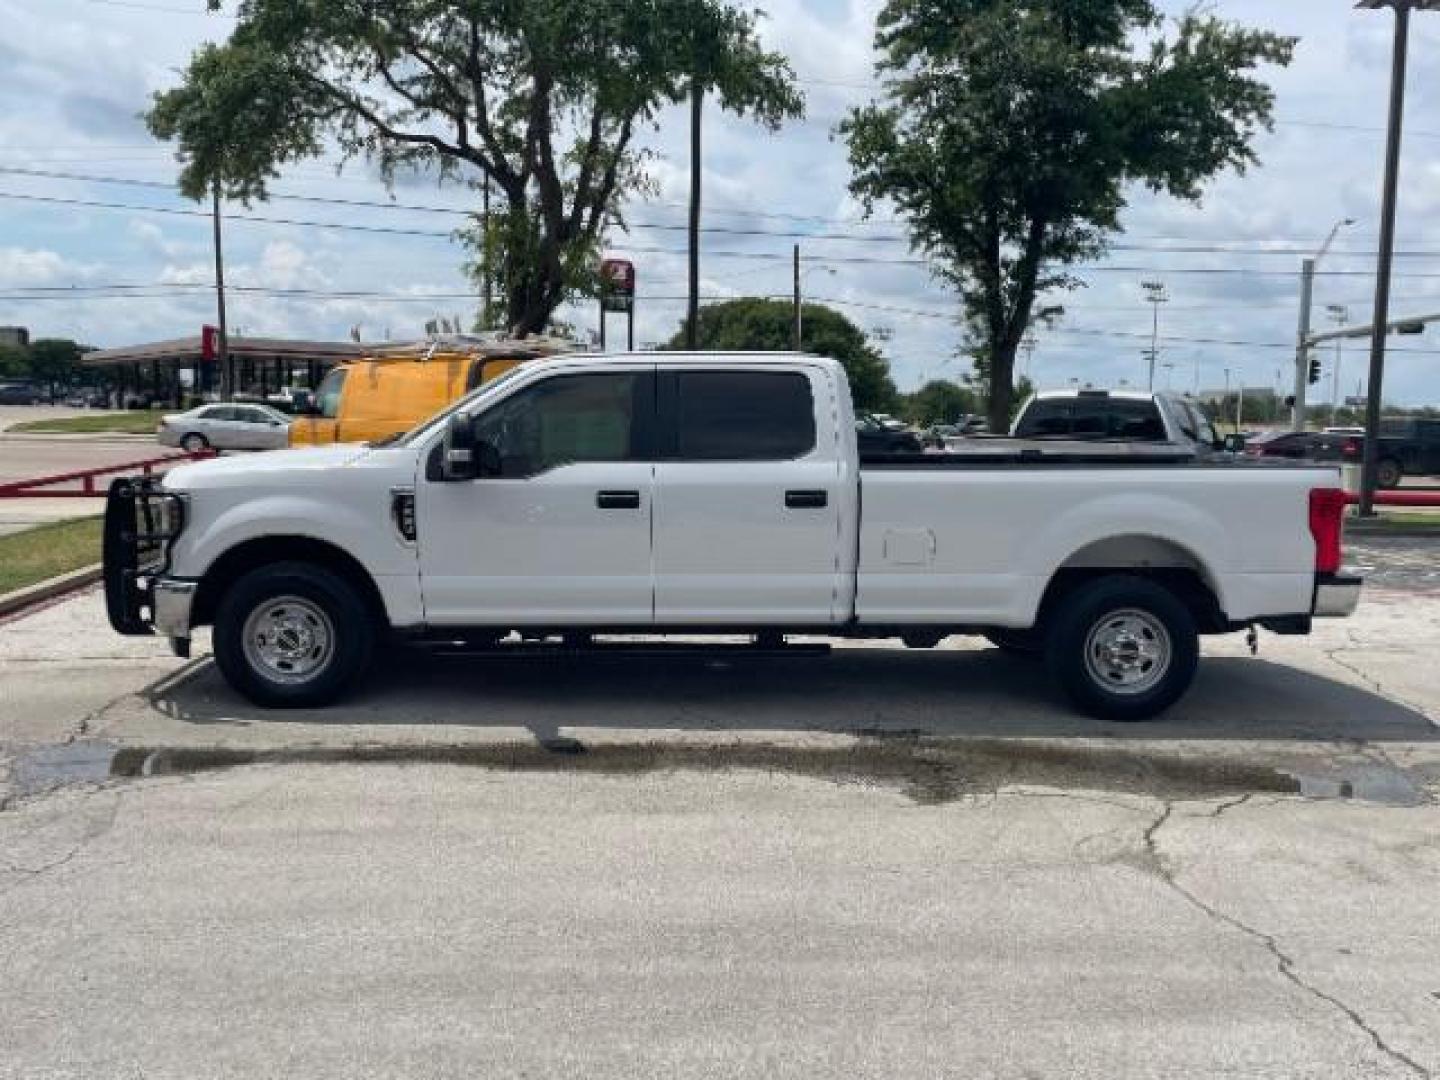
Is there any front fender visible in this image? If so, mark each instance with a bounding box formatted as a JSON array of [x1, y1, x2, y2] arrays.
[[171, 493, 424, 628]]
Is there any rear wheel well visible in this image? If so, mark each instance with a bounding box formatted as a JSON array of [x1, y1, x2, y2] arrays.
[[1035, 566, 1226, 636], [192, 536, 388, 629]]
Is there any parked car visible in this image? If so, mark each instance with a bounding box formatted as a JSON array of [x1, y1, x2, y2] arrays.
[[856, 412, 923, 455], [105, 352, 1360, 722], [157, 403, 292, 452], [1311, 418, 1440, 488], [0, 381, 41, 405], [1011, 389, 1222, 454], [1243, 431, 1317, 460]]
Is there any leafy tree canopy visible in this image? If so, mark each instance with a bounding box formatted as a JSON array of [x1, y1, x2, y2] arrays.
[[148, 0, 802, 335], [901, 380, 978, 426], [841, 0, 1294, 429], [0, 339, 91, 393], [663, 297, 898, 411]]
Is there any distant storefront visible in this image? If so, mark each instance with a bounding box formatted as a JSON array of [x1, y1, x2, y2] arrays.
[[82, 335, 370, 406]]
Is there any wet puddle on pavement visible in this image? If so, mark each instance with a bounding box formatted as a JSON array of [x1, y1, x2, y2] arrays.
[[6, 738, 1432, 808]]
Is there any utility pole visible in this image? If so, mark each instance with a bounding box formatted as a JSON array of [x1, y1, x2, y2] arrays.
[[1142, 281, 1167, 390], [686, 80, 703, 350], [1020, 334, 1037, 382], [1356, 0, 1432, 517], [211, 180, 230, 400], [792, 245, 801, 351]]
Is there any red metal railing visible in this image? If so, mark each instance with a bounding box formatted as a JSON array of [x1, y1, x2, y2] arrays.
[[1344, 489, 1440, 508], [0, 450, 216, 499]]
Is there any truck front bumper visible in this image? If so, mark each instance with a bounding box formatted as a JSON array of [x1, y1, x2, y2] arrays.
[[1314, 571, 1363, 618], [152, 578, 198, 639], [102, 476, 189, 639]]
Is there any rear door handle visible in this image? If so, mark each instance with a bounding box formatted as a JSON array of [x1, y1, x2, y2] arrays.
[[785, 489, 828, 509], [596, 490, 641, 510]]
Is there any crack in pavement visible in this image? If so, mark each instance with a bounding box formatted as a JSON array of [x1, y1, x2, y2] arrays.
[[1142, 801, 1431, 1079], [0, 788, 124, 900]]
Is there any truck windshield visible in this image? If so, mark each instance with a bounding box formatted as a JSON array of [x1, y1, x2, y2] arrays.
[[314, 369, 347, 419], [393, 363, 531, 447]]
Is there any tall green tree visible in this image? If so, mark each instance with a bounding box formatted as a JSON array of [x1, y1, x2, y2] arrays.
[[841, 1, 1294, 430], [148, 0, 801, 336], [664, 297, 898, 411]]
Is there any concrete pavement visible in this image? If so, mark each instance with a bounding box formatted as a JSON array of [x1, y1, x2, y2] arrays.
[[3, 763, 1439, 1078], [3, 555, 1440, 1077]]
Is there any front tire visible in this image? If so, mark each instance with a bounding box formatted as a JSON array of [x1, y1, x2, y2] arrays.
[[1045, 576, 1198, 722], [213, 562, 375, 708], [1377, 458, 1402, 490]]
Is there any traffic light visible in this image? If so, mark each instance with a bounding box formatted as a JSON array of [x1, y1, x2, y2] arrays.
[[1308, 354, 1322, 385]]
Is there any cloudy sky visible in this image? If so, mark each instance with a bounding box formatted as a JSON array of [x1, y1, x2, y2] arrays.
[[2, 0, 1439, 405]]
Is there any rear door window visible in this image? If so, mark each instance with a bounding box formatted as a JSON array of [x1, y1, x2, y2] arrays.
[[673, 371, 816, 461]]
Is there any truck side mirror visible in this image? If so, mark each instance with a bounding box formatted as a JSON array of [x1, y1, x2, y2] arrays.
[[441, 414, 478, 481]]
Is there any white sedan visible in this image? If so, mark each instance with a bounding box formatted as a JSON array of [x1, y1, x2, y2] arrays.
[[157, 403, 292, 452]]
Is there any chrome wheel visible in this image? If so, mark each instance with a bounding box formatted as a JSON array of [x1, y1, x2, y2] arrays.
[[1083, 608, 1172, 696], [241, 595, 336, 685]]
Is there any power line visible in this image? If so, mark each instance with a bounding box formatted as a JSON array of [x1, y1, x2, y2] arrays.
[[11, 167, 1440, 260]]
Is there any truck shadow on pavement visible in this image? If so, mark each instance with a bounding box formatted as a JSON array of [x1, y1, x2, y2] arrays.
[[144, 644, 1436, 744]]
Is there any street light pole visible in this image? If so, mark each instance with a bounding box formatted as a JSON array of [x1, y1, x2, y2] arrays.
[[1355, 0, 1434, 515]]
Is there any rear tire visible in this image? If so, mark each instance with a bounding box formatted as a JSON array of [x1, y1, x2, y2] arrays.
[[1377, 458, 1402, 490], [1044, 576, 1198, 722], [180, 432, 209, 453], [213, 562, 375, 708]]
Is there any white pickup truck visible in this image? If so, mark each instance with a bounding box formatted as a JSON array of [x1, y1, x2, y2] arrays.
[[103, 353, 1360, 721]]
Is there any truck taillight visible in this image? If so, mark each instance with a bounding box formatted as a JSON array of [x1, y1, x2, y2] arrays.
[[1309, 488, 1346, 574], [1342, 437, 1360, 458]]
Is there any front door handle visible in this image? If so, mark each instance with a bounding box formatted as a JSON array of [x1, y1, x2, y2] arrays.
[[596, 490, 641, 510], [785, 489, 828, 509]]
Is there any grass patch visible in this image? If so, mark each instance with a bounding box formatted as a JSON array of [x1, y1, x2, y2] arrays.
[[1350, 511, 1440, 533], [0, 516, 103, 595], [8, 410, 166, 435]]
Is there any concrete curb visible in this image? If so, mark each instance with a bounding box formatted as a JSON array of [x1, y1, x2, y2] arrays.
[[0, 562, 103, 620], [0, 432, 153, 442]]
